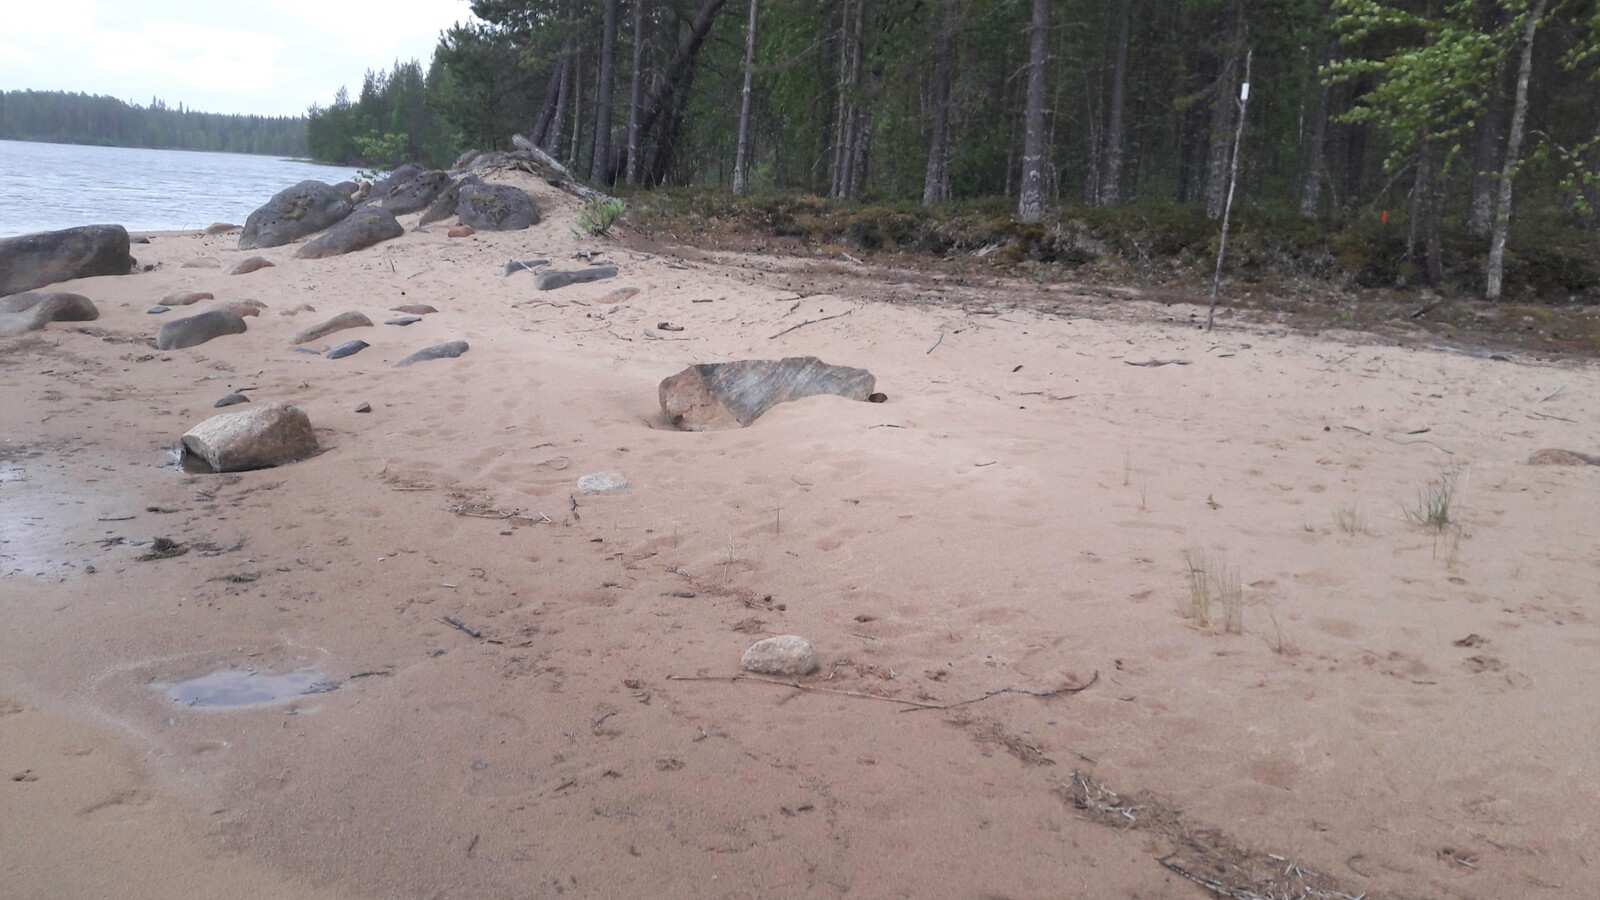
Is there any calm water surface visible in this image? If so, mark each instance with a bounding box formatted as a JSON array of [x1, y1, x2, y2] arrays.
[[0, 140, 360, 237]]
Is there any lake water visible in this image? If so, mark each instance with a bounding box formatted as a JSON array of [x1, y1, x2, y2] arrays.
[[0, 140, 361, 237]]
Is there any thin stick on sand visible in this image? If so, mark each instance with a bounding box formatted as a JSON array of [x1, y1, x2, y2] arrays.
[[768, 308, 855, 339]]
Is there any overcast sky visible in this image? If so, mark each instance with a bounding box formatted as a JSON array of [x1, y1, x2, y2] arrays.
[[0, 0, 476, 118]]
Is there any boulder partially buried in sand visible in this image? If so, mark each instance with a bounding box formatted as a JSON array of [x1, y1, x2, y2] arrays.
[[0, 225, 136, 296], [296, 209, 404, 259], [292, 311, 372, 345], [181, 402, 318, 472], [395, 340, 469, 367], [239, 181, 353, 250], [0, 291, 99, 335], [156, 309, 248, 350], [1528, 448, 1599, 466], [457, 184, 540, 231], [658, 357, 876, 431], [227, 255, 275, 275]]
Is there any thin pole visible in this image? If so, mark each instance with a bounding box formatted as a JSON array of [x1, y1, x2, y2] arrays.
[[1206, 49, 1252, 332]]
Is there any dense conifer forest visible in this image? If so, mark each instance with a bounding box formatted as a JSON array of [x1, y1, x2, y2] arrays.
[[301, 1, 1600, 300], [0, 90, 307, 156]]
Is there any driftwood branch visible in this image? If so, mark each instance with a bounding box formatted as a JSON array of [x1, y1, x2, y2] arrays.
[[441, 615, 482, 639], [508, 135, 617, 204], [899, 671, 1099, 713], [667, 674, 944, 709]]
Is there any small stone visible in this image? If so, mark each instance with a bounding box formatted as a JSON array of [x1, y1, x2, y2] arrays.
[[448, 225, 475, 238], [741, 635, 819, 677], [227, 255, 275, 275], [148, 305, 170, 314], [156, 309, 247, 350], [163, 290, 213, 306], [214, 392, 249, 408], [204, 222, 241, 235], [577, 472, 631, 494], [354, 402, 372, 413], [868, 392, 888, 403], [391, 304, 438, 315], [385, 315, 422, 326]]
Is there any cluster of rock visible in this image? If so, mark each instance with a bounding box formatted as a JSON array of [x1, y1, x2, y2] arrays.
[[236, 159, 548, 258]]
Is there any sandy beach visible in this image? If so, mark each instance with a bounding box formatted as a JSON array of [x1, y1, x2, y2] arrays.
[[3, 171, 1598, 899]]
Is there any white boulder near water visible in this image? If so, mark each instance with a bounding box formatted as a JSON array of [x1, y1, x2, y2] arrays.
[[181, 402, 318, 472], [740, 635, 820, 677]]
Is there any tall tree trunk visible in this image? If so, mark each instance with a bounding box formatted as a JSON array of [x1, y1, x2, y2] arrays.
[[732, 0, 760, 194], [625, 0, 728, 183], [1299, 31, 1333, 218], [1098, 0, 1131, 206], [625, 0, 647, 185], [1469, 78, 1507, 237], [922, 0, 958, 206], [530, 62, 564, 149], [1486, 0, 1548, 300], [590, 0, 620, 183], [1205, 17, 1244, 219], [1015, 0, 1050, 222], [569, 42, 584, 165], [546, 40, 573, 155]]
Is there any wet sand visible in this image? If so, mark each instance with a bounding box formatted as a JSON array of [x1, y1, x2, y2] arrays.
[[2, 172, 1598, 898]]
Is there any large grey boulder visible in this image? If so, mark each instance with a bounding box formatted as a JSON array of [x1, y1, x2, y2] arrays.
[[380, 170, 451, 216], [180, 402, 318, 472], [0, 292, 99, 335], [659, 357, 876, 431], [457, 184, 540, 231], [741, 636, 819, 677], [239, 181, 353, 250], [295, 210, 403, 259], [291, 311, 372, 345], [418, 174, 478, 226], [156, 309, 248, 350], [0, 225, 135, 296]]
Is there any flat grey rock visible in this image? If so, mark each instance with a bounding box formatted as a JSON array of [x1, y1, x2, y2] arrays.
[[326, 339, 369, 359], [379, 170, 451, 216], [535, 265, 617, 291], [384, 316, 422, 326], [391, 304, 438, 315], [741, 635, 819, 677], [659, 356, 876, 431], [577, 472, 631, 494], [155, 309, 247, 350], [355, 402, 372, 413], [292, 311, 372, 345], [180, 402, 318, 472], [148, 305, 169, 314], [214, 392, 250, 407], [395, 340, 469, 368]]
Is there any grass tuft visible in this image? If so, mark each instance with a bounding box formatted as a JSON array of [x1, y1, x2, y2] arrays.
[[1183, 550, 1243, 634]]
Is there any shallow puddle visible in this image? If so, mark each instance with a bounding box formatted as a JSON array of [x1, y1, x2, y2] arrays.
[[164, 669, 339, 708]]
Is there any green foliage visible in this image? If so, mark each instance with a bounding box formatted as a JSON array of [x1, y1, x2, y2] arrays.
[[575, 197, 627, 236], [306, 58, 458, 168]]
